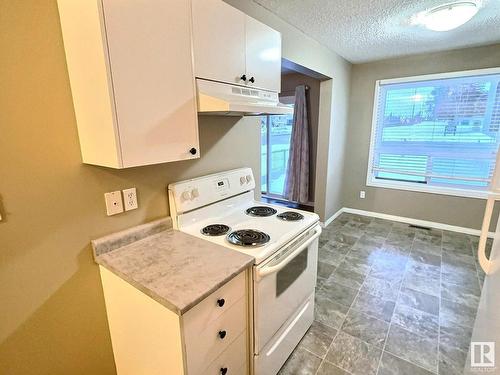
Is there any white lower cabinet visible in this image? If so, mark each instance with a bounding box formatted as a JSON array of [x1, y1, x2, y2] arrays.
[[99, 267, 250, 375], [185, 298, 246, 374], [204, 332, 248, 375]]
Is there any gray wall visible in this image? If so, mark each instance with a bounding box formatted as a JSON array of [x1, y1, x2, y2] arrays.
[[225, 0, 352, 222], [342, 44, 500, 230], [281, 72, 321, 203]]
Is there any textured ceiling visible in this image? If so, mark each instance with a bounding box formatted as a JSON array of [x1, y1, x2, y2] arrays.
[[253, 0, 500, 63]]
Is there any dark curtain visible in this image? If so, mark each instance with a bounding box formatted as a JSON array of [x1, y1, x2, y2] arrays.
[[284, 85, 309, 203]]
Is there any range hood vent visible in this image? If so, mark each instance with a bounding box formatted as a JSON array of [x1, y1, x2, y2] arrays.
[[196, 79, 293, 116]]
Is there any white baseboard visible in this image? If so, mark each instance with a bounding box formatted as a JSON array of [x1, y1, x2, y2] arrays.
[[320, 208, 344, 228], [322, 207, 494, 238]]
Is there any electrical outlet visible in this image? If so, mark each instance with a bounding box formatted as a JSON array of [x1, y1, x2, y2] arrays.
[[122, 187, 138, 211], [360, 190, 366, 199], [104, 191, 124, 216]]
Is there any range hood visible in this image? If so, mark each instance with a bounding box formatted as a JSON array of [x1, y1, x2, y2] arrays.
[[196, 79, 293, 116]]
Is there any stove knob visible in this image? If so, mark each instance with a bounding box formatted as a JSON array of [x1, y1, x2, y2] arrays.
[[191, 188, 199, 198], [246, 175, 252, 183], [181, 190, 192, 201], [240, 176, 246, 185]]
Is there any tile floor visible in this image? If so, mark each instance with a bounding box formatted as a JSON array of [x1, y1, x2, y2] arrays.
[[279, 213, 490, 375]]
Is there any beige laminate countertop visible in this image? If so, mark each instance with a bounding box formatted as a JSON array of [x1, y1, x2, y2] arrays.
[[92, 218, 254, 315]]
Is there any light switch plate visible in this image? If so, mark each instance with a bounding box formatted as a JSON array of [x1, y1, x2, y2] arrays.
[[122, 187, 138, 211], [104, 191, 124, 216]]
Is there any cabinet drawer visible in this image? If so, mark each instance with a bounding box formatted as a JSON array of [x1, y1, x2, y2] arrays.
[[185, 296, 247, 374], [183, 271, 246, 338], [203, 331, 248, 375]]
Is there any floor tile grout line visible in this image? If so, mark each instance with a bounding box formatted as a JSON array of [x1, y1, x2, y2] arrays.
[[319, 214, 479, 375], [470, 233, 484, 293], [383, 348, 441, 374], [321, 221, 416, 331], [314, 217, 354, 375], [317, 358, 355, 375], [389, 227, 442, 374], [299, 345, 325, 361], [375, 224, 415, 375], [313, 319, 342, 375], [438, 233, 478, 371], [335, 217, 396, 374], [437, 230, 444, 375], [316, 216, 382, 375]]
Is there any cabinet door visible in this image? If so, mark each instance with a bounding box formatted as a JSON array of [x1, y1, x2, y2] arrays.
[[192, 0, 246, 86], [245, 16, 281, 92], [101, 0, 199, 167]]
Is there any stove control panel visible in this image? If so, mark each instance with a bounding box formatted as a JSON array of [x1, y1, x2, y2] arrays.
[[168, 168, 255, 214], [181, 190, 192, 201], [191, 188, 200, 198], [215, 178, 230, 192]]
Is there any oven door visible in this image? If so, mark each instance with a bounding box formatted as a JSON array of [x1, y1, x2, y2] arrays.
[[253, 224, 321, 352]]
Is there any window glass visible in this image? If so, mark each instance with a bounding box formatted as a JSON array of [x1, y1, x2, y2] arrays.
[[261, 103, 294, 196], [368, 70, 500, 196]]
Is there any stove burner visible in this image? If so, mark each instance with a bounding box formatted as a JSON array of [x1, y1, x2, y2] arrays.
[[277, 211, 304, 221], [227, 229, 270, 247], [245, 206, 277, 217], [201, 224, 231, 236]]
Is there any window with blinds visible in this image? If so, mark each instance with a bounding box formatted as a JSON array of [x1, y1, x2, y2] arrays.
[[367, 68, 500, 198]]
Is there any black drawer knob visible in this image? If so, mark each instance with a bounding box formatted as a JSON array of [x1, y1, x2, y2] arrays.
[[217, 298, 225, 307], [240, 74, 247, 82], [189, 148, 197, 155], [218, 330, 227, 339], [220, 368, 228, 375], [249, 77, 255, 83]]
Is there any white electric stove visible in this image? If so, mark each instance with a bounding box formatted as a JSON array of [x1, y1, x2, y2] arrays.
[[168, 168, 321, 375]]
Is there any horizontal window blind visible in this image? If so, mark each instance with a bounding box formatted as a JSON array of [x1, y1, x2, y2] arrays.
[[368, 69, 500, 195]]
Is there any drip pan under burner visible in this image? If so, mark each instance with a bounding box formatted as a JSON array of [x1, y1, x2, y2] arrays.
[[227, 229, 270, 247], [245, 206, 277, 217], [277, 211, 304, 221], [201, 224, 231, 236]]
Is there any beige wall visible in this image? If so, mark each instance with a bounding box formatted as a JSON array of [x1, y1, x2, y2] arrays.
[[225, 0, 352, 221], [281, 72, 321, 202], [342, 44, 500, 230], [0, 0, 350, 374], [0, 1, 259, 374]]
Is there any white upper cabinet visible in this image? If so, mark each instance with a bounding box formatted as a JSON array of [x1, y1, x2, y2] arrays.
[[191, 0, 247, 86], [245, 16, 281, 93], [58, 0, 199, 168], [191, 0, 282, 93]]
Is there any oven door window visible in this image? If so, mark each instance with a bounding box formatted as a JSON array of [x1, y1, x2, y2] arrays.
[[276, 248, 308, 297]]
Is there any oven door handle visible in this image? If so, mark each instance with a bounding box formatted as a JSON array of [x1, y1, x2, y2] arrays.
[[257, 226, 321, 279]]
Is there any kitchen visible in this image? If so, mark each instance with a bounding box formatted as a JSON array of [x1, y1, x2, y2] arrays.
[[1, 1, 499, 375]]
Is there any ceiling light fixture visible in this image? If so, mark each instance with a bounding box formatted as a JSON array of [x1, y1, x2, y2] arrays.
[[412, 1, 479, 32]]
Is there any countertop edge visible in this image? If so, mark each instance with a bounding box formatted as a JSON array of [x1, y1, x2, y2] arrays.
[[94, 258, 181, 315], [95, 256, 253, 315]]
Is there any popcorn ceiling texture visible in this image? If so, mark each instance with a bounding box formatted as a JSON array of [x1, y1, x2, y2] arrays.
[[253, 0, 500, 63]]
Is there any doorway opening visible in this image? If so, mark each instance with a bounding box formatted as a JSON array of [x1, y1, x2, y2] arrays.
[[261, 59, 326, 211]]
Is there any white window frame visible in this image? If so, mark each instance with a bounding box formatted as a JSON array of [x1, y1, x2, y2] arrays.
[[366, 67, 500, 200]]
